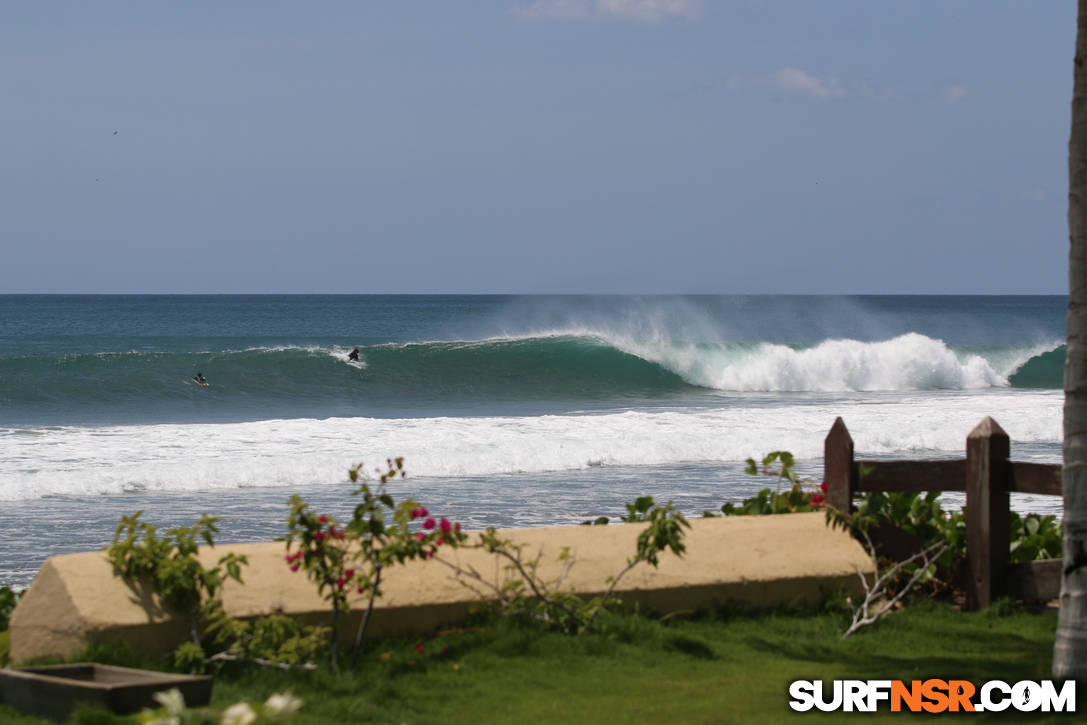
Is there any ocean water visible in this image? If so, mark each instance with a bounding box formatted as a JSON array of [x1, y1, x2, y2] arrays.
[[0, 295, 1067, 588]]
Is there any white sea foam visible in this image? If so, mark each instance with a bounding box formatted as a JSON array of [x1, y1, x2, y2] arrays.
[[609, 333, 1009, 392], [0, 390, 1061, 501]]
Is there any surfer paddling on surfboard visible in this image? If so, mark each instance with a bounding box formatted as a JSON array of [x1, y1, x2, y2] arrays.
[[348, 348, 360, 362], [193, 372, 209, 387]]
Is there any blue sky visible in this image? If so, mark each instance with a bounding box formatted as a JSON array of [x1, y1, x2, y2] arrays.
[[0, 1, 1075, 294]]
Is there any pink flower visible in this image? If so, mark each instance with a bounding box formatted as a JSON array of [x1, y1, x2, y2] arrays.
[[820, 481, 828, 492], [416, 531, 426, 542], [284, 554, 293, 563], [336, 577, 345, 589], [426, 549, 435, 559], [417, 507, 429, 518], [811, 494, 825, 506], [440, 517, 452, 534], [423, 518, 436, 530], [290, 564, 300, 573], [437, 537, 445, 547]]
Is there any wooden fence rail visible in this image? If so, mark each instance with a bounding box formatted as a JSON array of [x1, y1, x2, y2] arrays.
[[823, 416, 1061, 609]]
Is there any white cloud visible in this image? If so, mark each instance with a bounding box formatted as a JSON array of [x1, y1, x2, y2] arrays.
[[511, 0, 701, 23], [775, 67, 846, 100], [945, 84, 968, 102]]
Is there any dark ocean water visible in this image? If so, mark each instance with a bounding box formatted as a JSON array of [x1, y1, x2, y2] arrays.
[[0, 295, 1067, 587]]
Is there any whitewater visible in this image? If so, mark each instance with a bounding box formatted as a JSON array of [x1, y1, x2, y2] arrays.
[[0, 294, 1068, 587]]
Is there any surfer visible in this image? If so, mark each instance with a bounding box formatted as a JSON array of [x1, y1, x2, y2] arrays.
[[193, 372, 209, 386], [348, 348, 360, 362]]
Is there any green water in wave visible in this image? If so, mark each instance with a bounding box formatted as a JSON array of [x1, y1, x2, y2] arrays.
[[1008, 345, 1065, 389]]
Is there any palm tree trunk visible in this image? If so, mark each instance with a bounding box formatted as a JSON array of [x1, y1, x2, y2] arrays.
[[1055, 0, 1087, 681]]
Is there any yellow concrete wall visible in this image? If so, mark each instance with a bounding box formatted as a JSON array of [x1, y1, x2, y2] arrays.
[[9, 513, 873, 664]]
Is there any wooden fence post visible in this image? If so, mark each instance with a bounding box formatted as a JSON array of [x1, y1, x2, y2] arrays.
[[825, 417, 855, 513], [965, 417, 1010, 609]]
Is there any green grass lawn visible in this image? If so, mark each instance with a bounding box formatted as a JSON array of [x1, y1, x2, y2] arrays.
[[0, 601, 1066, 724]]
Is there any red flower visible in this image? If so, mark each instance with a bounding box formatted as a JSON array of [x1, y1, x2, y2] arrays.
[[318, 515, 329, 524], [454, 522, 461, 532], [336, 577, 346, 589], [423, 518, 436, 530], [314, 531, 325, 542], [344, 568, 355, 578], [418, 506, 429, 518], [441, 646, 450, 657], [290, 564, 300, 573], [811, 494, 825, 506], [440, 517, 452, 534], [414, 643, 424, 654], [426, 549, 435, 559], [284, 554, 293, 563], [437, 537, 445, 546], [820, 481, 828, 492]]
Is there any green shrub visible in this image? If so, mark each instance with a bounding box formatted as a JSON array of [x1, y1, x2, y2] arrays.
[[0, 586, 21, 631], [1009, 511, 1062, 562]]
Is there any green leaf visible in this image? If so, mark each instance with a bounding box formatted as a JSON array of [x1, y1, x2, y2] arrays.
[[1025, 515, 1040, 537]]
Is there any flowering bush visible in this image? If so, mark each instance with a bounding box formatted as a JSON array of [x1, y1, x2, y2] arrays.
[[284, 498, 355, 672], [285, 457, 466, 671]]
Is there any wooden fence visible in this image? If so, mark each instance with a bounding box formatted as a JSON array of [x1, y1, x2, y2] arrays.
[[823, 416, 1062, 609]]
